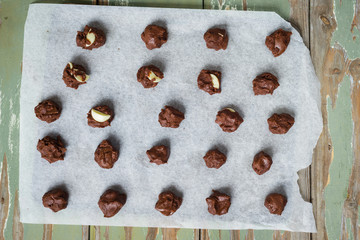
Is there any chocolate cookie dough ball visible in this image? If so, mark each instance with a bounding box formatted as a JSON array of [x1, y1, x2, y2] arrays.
[[267, 113, 294, 134], [87, 105, 114, 128], [94, 140, 119, 169], [252, 151, 272, 175], [203, 149, 226, 169], [62, 62, 89, 89], [253, 73, 279, 95], [42, 188, 68, 212], [264, 193, 287, 215], [206, 190, 231, 215], [265, 29, 292, 57], [98, 189, 127, 218], [158, 106, 185, 128], [146, 145, 169, 165], [76, 25, 106, 50], [37, 136, 66, 163], [215, 108, 243, 133], [197, 69, 221, 95], [204, 28, 228, 51], [155, 191, 182, 216], [137, 65, 164, 88], [34, 100, 61, 123], [141, 25, 168, 50]]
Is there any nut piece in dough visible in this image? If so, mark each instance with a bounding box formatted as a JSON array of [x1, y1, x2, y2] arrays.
[[87, 105, 114, 128], [158, 106, 185, 128], [252, 151, 272, 175], [215, 108, 243, 133], [203, 149, 227, 169], [197, 69, 221, 95], [141, 25, 168, 50], [137, 65, 164, 88], [62, 62, 89, 89], [42, 188, 68, 212], [98, 189, 127, 218], [37, 136, 66, 163], [253, 73, 279, 95], [155, 191, 182, 216], [265, 29, 292, 57], [267, 113, 294, 134], [204, 28, 229, 51], [206, 190, 231, 215], [264, 193, 287, 215], [34, 100, 61, 123], [76, 25, 106, 50], [94, 140, 119, 169], [146, 145, 169, 165]]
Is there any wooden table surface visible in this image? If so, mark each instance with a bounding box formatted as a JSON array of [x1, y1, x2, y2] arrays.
[[1, 0, 359, 239]]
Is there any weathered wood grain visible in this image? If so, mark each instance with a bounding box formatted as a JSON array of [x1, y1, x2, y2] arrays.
[[0, 155, 9, 240], [351, 0, 360, 33], [146, 227, 159, 240], [310, 0, 338, 239], [162, 228, 179, 240], [42, 225, 53, 240], [12, 191, 23, 240], [82, 225, 90, 240], [124, 226, 132, 240], [346, 58, 360, 240]]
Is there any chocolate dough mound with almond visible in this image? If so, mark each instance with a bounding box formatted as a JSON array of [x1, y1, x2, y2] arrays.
[[141, 25, 168, 50], [264, 193, 287, 215], [158, 106, 185, 128], [87, 105, 114, 128], [146, 145, 169, 165], [203, 149, 227, 169], [42, 188, 68, 212], [62, 62, 89, 89], [252, 151, 272, 175], [206, 190, 231, 215], [34, 100, 61, 123], [98, 189, 127, 218], [204, 28, 228, 51], [37, 136, 66, 163], [253, 73, 279, 95], [76, 25, 106, 50], [267, 113, 294, 134], [155, 191, 182, 216], [265, 29, 292, 57], [94, 140, 119, 169], [197, 69, 221, 95], [215, 108, 243, 133], [137, 65, 164, 88]]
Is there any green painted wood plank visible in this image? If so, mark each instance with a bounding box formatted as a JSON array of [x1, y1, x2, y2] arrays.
[[332, 0, 360, 59], [325, 77, 354, 239], [0, 0, 93, 239]]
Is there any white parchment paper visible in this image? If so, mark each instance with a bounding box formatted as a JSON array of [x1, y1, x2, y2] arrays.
[[20, 4, 322, 232]]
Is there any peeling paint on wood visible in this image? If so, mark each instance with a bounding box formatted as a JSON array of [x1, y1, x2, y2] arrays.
[[245, 229, 254, 240], [146, 227, 158, 240], [345, 58, 360, 240], [200, 229, 209, 240], [42, 225, 53, 240], [351, 0, 360, 33], [12, 191, 23, 240], [93, 226, 101, 240], [310, 0, 339, 239], [82, 226, 89, 240], [104, 226, 109, 240], [0, 155, 9, 240], [124, 226, 132, 240], [161, 228, 179, 240]]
